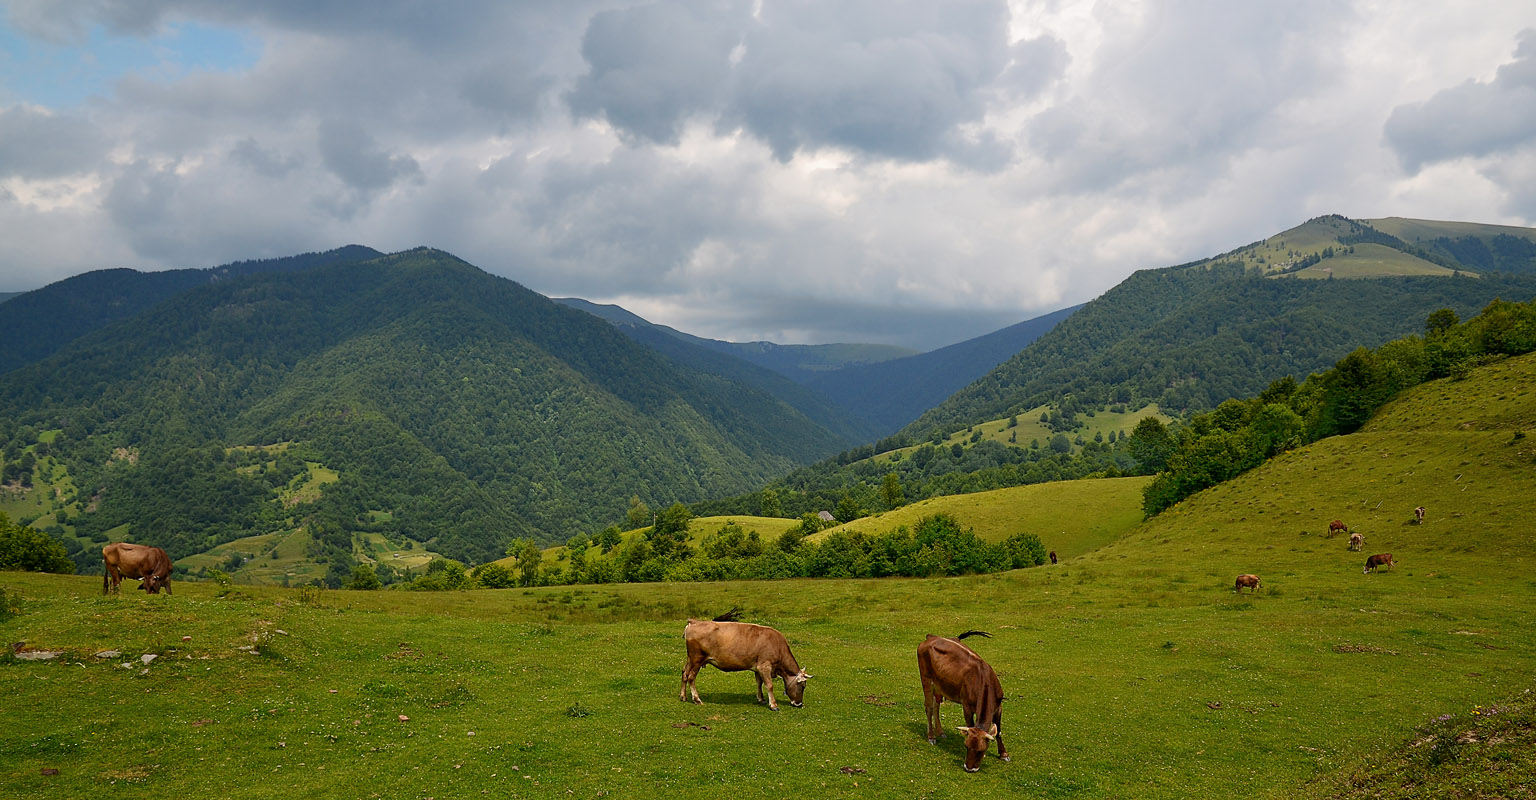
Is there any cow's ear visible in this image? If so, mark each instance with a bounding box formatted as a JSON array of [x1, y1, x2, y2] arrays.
[[987, 724, 998, 739]]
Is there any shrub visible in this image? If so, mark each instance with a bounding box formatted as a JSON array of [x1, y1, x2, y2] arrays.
[[472, 562, 516, 589], [0, 513, 75, 574]]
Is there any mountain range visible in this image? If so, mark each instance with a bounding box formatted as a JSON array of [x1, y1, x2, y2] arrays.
[[2, 214, 1535, 585]]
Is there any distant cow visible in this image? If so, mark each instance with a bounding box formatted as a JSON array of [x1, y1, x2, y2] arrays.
[[918, 631, 1010, 773], [1414, 506, 1426, 524], [1348, 532, 1364, 552], [102, 543, 173, 595], [1363, 553, 1396, 574], [1048, 551, 1058, 565], [1234, 574, 1262, 594], [1328, 520, 1348, 537], [681, 610, 811, 711]]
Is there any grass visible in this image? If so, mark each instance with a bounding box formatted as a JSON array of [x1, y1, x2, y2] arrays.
[[3, 354, 1535, 798], [874, 403, 1171, 463], [811, 475, 1149, 559]]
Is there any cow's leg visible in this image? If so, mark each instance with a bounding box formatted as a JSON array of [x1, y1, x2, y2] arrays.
[[756, 665, 778, 710], [994, 713, 1010, 762], [680, 650, 705, 704], [923, 681, 942, 743]]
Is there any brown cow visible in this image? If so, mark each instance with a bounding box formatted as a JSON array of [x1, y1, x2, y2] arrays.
[[1348, 532, 1364, 552], [102, 543, 173, 595], [1364, 553, 1396, 574], [1234, 574, 1262, 593], [918, 631, 1009, 773], [680, 610, 810, 711], [1048, 551, 1058, 565], [1328, 519, 1348, 537], [1414, 506, 1426, 524]]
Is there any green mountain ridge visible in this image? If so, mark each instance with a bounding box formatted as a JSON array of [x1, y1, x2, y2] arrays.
[[0, 249, 849, 575], [904, 216, 1536, 441]]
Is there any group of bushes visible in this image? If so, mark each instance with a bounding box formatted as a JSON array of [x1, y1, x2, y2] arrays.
[[1142, 299, 1536, 516], [539, 512, 1044, 586]]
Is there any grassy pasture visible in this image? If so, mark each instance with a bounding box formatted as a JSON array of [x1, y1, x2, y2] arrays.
[[4, 357, 1536, 798], [811, 476, 1149, 559], [875, 403, 1171, 464]]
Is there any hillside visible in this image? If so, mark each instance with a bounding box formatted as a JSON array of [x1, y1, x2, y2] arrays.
[[3, 351, 1533, 798], [559, 297, 1078, 437], [0, 249, 852, 575], [905, 216, 1536, 439], [806, 304, 1081, 434], [556, 297, 916, 380], [0, 245, 383, 375]]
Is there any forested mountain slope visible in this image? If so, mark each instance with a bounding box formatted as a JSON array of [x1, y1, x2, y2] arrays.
[[556, 298, 885, 443], [807, 304, 1080, 434], [560, 297, 1079, 437], [0, 249, 848, 573], [556, 297, 915, 382], [0, 245, 383, 375], [904, 217, 1536, 440]]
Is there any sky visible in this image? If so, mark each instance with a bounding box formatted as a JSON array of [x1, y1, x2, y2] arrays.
[[2, 1, 1535, 350]]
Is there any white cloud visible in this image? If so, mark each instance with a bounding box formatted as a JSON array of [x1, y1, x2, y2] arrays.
[[1, 1, 1535, 349]]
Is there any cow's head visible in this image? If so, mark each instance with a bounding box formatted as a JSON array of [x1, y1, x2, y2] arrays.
[[956, 724, 996, 772], [140, 574, 163, 594], [785, 671, 811, 708]]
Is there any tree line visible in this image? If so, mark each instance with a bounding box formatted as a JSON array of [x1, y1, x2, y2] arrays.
[[1141, 298, 1536, 516]]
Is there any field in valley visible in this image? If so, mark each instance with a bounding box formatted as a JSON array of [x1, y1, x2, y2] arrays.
[[4, 355, 1536, 798]]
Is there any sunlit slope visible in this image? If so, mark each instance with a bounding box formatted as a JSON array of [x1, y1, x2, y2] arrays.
[[812, 475, 1150, 559], [1105, 350, 1536, 576], [5, 357, 1536, 799]]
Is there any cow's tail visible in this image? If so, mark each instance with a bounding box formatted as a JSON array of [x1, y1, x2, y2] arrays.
[[713, 607, 742, 623], [956, 630, 991, 640]]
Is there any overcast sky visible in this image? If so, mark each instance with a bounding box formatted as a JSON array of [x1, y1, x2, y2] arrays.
[[2, 1, 1535, 350]]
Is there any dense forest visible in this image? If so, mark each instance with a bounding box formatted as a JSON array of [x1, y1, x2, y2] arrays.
[[0, 249, 852, 581], [1140, 298, 1536, 515], [905, 268, 1536, 441]]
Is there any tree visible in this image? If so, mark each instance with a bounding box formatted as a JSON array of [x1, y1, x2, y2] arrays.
[[648, 503, 694, 560], [513, 539, 543, 587], [1425, 307, 1459, 337], [880, 472, 905, 509], [472, 562, 516, 589], [0, 513, 75, 574], [595, 525, 622, 553], [1126, 417, 1176, 473], [759, 487, 783, 518], [344, 564, 382, 590], [626, 495, 652, 530]]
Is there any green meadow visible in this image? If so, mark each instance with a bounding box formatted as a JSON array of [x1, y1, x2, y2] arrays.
[[4, 354, 1536, 798]]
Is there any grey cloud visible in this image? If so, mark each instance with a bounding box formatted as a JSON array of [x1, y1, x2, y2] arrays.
[[567, 0, 750, 145], [726, 0, 1014, 162], [994, 35, 1069, 101], [1385, 29, 1536, 172], [0, 106, 107, 178], [316, 118, 421, 194], [1025, 1, 1348, 194], [229, 137, 303, 178]]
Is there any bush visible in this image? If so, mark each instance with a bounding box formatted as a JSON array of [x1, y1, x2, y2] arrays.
[[472, 562, 516, 589], [0, 514, 76, 574], [344, 564, 383, 590]]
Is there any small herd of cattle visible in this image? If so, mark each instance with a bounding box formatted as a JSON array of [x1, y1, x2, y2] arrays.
[[684, 610, 1008, 772], [1235, 507, 1421, 594], [102, 504, 1430, 774]]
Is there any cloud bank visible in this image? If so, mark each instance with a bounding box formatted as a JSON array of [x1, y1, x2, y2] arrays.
[[2, 1, 1534, 349]]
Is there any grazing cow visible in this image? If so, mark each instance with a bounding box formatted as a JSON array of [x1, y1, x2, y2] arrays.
[[918, 631, 1010, 773], [1414, 506, 1426, 524], [1328, 519, 1348, 537], [1363, 553, 1396, 574], [102, 543, 174, 595], [1234, 574, 1262, 594], [681, 610, 811, 711], [1348, 532, 1364, 552], [1048, 551, 1058, 565]]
